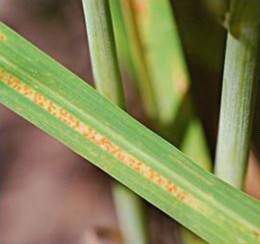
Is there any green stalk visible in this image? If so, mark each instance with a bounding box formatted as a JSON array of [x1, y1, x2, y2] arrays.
[[81, 0, 124, 107], [1, 22, 260, 244], [81, 1, 148, 244], [215, 0, 260, 188]]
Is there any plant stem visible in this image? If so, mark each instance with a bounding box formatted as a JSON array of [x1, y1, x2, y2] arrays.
[[215, 0, 260, 188], [81, 1, 148, 243], [81, 0, 124, 108]]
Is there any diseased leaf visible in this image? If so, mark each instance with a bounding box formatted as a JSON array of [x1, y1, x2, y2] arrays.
[[0, 22, 260, 244]]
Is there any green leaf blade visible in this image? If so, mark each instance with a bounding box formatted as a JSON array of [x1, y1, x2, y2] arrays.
[[1, 22, 260, 244]]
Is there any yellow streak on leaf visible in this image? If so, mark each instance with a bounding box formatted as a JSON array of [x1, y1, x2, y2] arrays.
[[0, 67, 210, 213]]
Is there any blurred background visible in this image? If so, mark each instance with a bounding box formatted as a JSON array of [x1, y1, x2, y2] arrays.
[[0, 0, 259, 243]]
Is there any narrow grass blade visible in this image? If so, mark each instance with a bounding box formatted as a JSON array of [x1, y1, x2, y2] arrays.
[[124, 0, 189, 125], [215, 0, 260, 188], [81, 1, 148, 243], [1, 23, 260, 244], [114, 0, 158, 121], [109, 0, 137, 85]]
